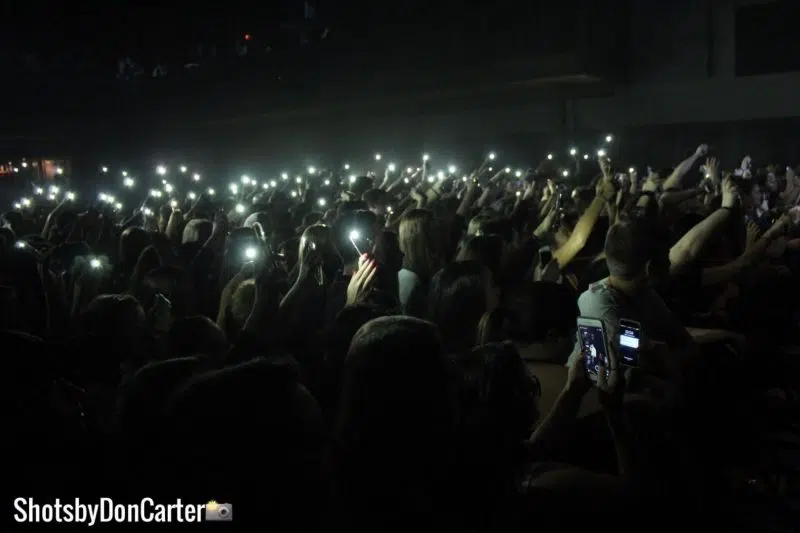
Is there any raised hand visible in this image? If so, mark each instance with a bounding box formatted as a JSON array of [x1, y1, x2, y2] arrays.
[[346, 254, 378, 306], [721, 176, 739, 209], [695, 144, 710, 158]]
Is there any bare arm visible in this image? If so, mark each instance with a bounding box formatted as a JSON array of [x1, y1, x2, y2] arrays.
[[662, 144, 706, 190], [669, 208, 732, 276], [552, 195, 605, 269]]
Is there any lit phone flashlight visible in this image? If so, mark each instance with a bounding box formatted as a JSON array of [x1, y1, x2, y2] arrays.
[[15, 241, 27, 249], [243, 246, 258, 263], [89, 258, 102, 270], [349, 230, 363, 255]]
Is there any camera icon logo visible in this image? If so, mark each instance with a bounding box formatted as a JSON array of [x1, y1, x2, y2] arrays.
[[204, 501, 233, 521]]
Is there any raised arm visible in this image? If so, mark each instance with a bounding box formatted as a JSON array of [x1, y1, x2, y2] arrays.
[[661, 144, 708, 191], [668, 177, 738, 276]]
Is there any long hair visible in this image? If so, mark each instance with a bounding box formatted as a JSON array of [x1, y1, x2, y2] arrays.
[[398, 209, 443, 283]]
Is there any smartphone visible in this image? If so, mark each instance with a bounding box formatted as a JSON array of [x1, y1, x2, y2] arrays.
[[618, 319, 642, 367], [538, 245, 553, 267], [578, 317, 609, 381]]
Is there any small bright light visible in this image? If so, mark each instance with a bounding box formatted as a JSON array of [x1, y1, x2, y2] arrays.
[[427, 177, 435, 183], [105, 195, 115, 204], [13, 167, 19, 173], [318, 198, 327, 207], [388, 163, 396, 172], [180, 166, 187, 173], [66, 192, 75, 200], [235, 204, 245, 213], [281, 173, 288, 180], [123, 177, 135, 187], [448, 165, 457, 174], [13, 203, 21, 209], [569, 148, 577, 156], [516, 191, 521, 197], [56, 167, 64, 175], [606, 135, 613, 143], [308, 166, 316, 174], [505, 167, 512, 173], [188, 192, 196, 200], [170, 200, 178, 208], [628, 167, 635, 173], [323, 179, 330, 186], [597, 149, 607, 157], [115, 203, 123, 210], [193, 173, 201, 181], [291, 191, 298, 198], [15, 241, 26, 249], [150, 189, 162, 198], [422, 154, 430, 161], [462, 176, 468, 182], [21, 162, 28, 168], [47, 194, 56, 201], [229, 183, 239, 194], [98, 193, 108, 202], [547, 154, 553, 160], [35, 187, 43, 195], [374, 153, 382, 161], [207, 188, 216, 196], [343, 164, 350, 170], [515, 170, 523, 178], [349, 230, 360, 241], [269, 180, 277, 187], [404, 178, 410, 184], [349, 175, 357, 183], [296, 177, 303, 184], [406, 167, 414, 173], [156, 165, 167, 175], [164, 183, 174, 193], [241, 175, 250, 184], [437, 171, 445, 180], [262, 183, 270, 190], [21, 198, 31, 206], [89, 259, 101, 269], [244, 247, 258, 261], [101, 166, 108, 173], [50, 186, 59, 194], [143, 208, 153, 216], [488, 152, 496, 160], [562, 170, 570, 177], [122, 170, 128, 177]]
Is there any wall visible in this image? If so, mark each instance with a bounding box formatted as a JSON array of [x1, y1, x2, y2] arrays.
[[575, 0, 800, 129]]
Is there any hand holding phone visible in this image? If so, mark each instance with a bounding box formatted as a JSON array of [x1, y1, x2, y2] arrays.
[[578, 317, 610, 382]]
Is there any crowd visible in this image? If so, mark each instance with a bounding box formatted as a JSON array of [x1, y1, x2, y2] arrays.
[[3, 143, 800, 531]]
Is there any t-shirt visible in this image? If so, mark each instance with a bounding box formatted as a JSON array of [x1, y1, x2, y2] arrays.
[[567, 277, 692, 366]]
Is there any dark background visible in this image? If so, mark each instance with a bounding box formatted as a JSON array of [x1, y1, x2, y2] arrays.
[[1, 0, 799, 171]]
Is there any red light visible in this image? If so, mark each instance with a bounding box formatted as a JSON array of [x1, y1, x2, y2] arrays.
[[244, 33, 251, 41]]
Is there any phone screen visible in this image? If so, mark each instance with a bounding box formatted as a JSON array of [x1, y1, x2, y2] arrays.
[[539, 246, 553, 266], [619, 321, 641, 367], [578, 320, 609, 379]]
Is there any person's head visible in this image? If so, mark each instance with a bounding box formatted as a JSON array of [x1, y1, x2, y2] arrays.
[[299, 224, 339, 274], [739, 179, 763, 210], [362, 188, 388, 216], [604, 219, 668, 285], [765, 172, 779, 193], [140, 266, 195, 318], [457, 342, 540, 448], [428, 261, 496, 354], [167, 316, 229, 362], [398, 209, 443, 282], [131, 245, 162, 289], [76, 294, 147, 364], [337, 316, 455, 461], [457, 234, 504, 285], [333, 209, 378, 268], [119, 227, 151, 270], [479, 282, 578, 362], [181, 219, 212, 245]]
